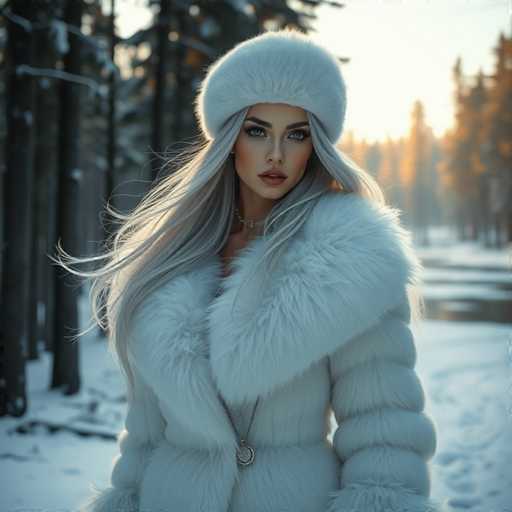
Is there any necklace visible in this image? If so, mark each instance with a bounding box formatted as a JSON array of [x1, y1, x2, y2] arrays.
[[214, 224, 261, 466], [212, 285, 260, 466], [234, 207, 266, 230], [218, 393, 260, 466]]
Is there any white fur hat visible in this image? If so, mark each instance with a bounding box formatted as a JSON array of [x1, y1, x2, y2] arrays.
[[193, 28, 347, 144]]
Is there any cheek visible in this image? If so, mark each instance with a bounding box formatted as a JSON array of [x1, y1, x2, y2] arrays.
[[234, 139, 261, 173], [292, 145, 313, 175]]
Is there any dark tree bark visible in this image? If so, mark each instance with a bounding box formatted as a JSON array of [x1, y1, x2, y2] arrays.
[[170, 7, 185, 144], [29, 7, 59, 360], [106, 0, 117, 238], [151, 0, 171, 182], [96, 0, 118, 338], [51, 0, 83, 396], [507, 210, 512, 245], [1, 0, 37, 417]]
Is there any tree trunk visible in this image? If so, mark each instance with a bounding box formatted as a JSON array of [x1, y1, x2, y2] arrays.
[[151, 0, 171, 182], [170, 7, 185, 144], [106, 0, 117, 235], [96, 0, 118, 339], [51, 0, 83, 396], [507, 210, 512, 245], [29, 15, 58, 360], [1, 0, 36, 417]]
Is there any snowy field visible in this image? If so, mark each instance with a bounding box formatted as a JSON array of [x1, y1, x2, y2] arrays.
[[1, 230, 511, 512]]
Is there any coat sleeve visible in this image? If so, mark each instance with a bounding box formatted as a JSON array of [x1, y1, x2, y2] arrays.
[[325, 296, 445, 512], [78, 381, 158, 512]]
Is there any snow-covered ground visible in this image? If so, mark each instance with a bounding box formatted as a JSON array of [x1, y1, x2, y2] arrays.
[[1, 230, 511, 512], [413, 232, 512, 512]]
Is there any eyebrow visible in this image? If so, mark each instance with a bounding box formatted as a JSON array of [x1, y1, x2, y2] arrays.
[[244, 116, 310, 129]]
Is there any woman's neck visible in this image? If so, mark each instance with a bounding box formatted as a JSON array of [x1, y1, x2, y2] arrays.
[[232, 217, 264, 242], [236, 182, 275, 241]]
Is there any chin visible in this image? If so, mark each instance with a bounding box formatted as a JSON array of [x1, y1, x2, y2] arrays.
[[256, 186, 288, 199], [256, 179, 293, 194]]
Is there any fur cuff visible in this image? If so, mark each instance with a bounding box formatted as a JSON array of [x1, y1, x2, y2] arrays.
[[325, 482, 450, 512], [78, 485, 138, 512]]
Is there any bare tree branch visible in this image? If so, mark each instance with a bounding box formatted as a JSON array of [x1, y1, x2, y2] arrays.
[[16, 65, 104, 97]]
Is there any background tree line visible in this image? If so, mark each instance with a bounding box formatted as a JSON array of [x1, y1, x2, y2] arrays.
[[340, 31, 512, 248]]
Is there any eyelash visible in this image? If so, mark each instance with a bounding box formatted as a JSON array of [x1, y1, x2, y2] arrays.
[[244, 126, 311, 142]]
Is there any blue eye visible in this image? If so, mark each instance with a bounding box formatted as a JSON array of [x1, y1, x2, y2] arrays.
[[244, 126, 311, 141], [245, 126, 266, 137], [290, 129, 310, 141]]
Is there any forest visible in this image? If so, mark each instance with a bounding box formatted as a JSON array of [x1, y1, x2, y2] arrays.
[[1, 0, 511, 422]]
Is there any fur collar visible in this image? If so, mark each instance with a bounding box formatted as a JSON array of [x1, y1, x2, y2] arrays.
[[129, 192, 422, 435]]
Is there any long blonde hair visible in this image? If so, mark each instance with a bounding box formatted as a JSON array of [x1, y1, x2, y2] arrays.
[[55, 106, 422, 399]]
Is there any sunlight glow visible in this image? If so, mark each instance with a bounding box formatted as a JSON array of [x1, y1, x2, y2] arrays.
[[312, 0, 510, 143]]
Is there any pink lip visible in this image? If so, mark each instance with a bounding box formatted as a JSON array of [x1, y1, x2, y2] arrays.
[[258, 168, 287, 178], [259, 175, 287, 187]]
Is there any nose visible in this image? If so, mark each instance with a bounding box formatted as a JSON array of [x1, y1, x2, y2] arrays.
[[267, 140, 284, 164]]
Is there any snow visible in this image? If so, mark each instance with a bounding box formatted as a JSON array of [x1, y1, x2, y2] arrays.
[[414, 226, 512, 271], [71, 168, 84, 182], [51, 20, 70, 55], [421, 283, 512, 301], [1, 322, 125, 510], [1, 231, 511, 511], [415, 320, 512, 511], [423, 267, 512, 284], [23, 110, 33, 126]]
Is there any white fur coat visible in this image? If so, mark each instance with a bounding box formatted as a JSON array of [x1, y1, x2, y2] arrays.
[[80, 192, 444, 512]]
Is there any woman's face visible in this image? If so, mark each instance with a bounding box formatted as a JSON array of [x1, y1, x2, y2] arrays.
[[232, 103, 313, 201]]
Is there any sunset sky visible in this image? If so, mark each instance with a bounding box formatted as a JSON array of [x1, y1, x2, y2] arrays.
[[114, 0, 510, 143]]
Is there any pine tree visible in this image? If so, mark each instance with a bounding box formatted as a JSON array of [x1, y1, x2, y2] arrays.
[[1, 0, 37, 417], [482, 32, 512, 244], [52, 0, 83, 396], [401, 100, 433, 245]]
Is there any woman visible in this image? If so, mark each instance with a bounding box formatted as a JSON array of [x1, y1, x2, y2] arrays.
[[67, 28, 445, 512]]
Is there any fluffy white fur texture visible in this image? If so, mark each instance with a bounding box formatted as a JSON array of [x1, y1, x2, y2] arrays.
[[194, 28, 347, 144], [79, 486, 138, 512], [207, 192, 421, 406], [80, 192, 449, 512]]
